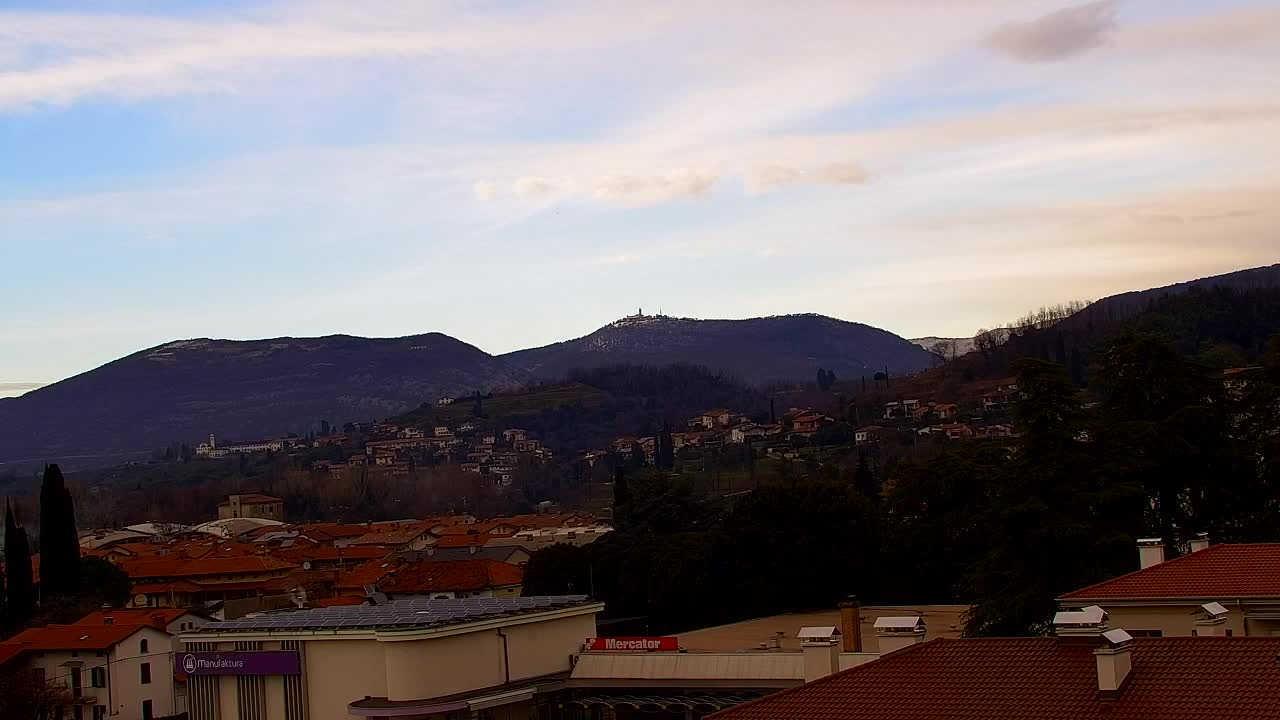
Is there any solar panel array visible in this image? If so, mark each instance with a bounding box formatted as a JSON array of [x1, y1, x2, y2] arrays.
[[200, 595, 592, 633]]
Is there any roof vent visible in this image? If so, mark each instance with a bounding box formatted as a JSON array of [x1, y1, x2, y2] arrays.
[[1137, 538, 1165, 569], [797, 626, 840, 643], [874, 616, 926, 655], [1189, 533, 1210, 553], [1055, 605, 1110, 643], [1095, 628, 1134, 700], [1194, 601, 1230, 636]]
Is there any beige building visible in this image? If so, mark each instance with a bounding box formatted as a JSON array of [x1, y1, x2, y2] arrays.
[[0, 623, 177, 720], [181, 595, 601, 720], [1057, 541, 1280, 638], [218, 494, 286, 521]]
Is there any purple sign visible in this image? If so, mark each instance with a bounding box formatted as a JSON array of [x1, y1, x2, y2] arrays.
[[177, 651, 301, 676]]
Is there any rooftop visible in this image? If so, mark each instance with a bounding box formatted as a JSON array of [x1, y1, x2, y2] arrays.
[[74, 607, 195, 628], [1060, 543, 1280, 600], [192, 595, 595, 634], [2, 624, 151, 652], [708, 637, 1280, 720], [679, 606, 965, 654]]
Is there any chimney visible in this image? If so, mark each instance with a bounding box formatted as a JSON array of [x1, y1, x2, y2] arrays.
[[1054, 605, 1109, 644], [798, 627, 840, 682], [1094, 629, 1134, 699], [839, 597, 863, 653], [1137, 538, 1165, 569], [874, 616, 926, 654], [1189, 533, 1210, 553], [1194, 601, 1229, 636]]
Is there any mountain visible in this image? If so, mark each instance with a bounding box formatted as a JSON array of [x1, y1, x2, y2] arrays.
[[0, 334, 524, 472], [503, 313, 934, 384]]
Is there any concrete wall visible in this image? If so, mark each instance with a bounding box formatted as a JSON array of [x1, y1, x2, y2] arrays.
[[303, 639, 388, 720], [1093, 604, 1247, 637], [383, 631, 506, 702], [502, 613, 595, 682]]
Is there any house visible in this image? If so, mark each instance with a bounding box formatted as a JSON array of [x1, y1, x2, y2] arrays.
[[938, 423, 973, 440], [349, 525, 439, 551], [437, 396, 456, 407], [433, 425, 452, 438], [728, 423, 761, 444], [0, 623, 178, 720], [216, 493, 284, 521], [790, 412, 829, 435], [698, 409, 733, 428], [707, 617, 1280, 720], [1056, 539, 1280, 638], [379, 558, 524, 599], [934, 403, 958, 420], [503, 429, 528, 443], [196, 434, 295, 458], [75, 607, 212, 635], [975, 424, 1014, 438], [882, 401, 902, 419], [855, 425, 883, 445], [119, 554, 299, 608]]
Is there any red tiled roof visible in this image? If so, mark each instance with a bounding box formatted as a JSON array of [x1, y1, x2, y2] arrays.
[[296, 523, 369, 540], [434, 533, 495, 548], [273, 545, 389, 564], [132, 580, 206, 594], [0, 644, 24, 666], [1060, 543, 1280, 600], [349, 528, 430, 546], [1, 624, 151, 652], [75, 608, 190, 629], [120, 554, 296, 580], [382, 559, 523, 594], [335, 558, 403, 590], [710, 637, 1280, 720]]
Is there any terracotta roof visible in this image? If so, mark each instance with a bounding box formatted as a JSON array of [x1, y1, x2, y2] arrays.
[[295, 522, 369, 540], [120, 554, 296, 579], [335, 558, 403, 590], [349, 528, 431, 546], [132, 580, 207, 594], [709, 637, 1280, 720], [434, 533, 495, 548], [1060, 544, 1280, 600], [1, 624, 151, 652], [273, 545, 389, 564], [75, 608, 190, 629], [381, 559, 523, 594]]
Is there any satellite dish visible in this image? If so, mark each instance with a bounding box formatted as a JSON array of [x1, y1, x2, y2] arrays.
[[303, 561, 312, 570], [134, 593, 148, 607]]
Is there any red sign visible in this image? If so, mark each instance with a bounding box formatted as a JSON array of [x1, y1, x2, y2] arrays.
[[585, 636, 679, 652]]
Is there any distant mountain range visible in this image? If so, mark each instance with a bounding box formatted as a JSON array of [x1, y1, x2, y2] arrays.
[[503, 313, 932, 384], [910, 336, 977, 357], [0, 313, 930, 471]]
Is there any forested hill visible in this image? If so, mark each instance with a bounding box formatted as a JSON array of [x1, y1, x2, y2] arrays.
[[971, 265, 1280, 380], [0, 334, 525, 472], [390, 364, 770, 454], [502, 313, 933, 384]]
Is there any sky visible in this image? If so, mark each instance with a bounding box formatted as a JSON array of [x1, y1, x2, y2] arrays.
[[1, 0, 1278, 394]]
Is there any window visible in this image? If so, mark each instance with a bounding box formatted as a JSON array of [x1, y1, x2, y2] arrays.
[[1128, 629, 1163, 638], [93, 706, 106, 720], [91, 667, 106, 688], [140, 639, 149, 654], [73, 706, 83, 720], [32, 667, 45, 684], [103, 617, 114, 625], [140, 662, 151, 684], [142, 699, 153, 720]]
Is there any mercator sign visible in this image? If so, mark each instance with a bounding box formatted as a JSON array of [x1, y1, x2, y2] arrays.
[[585, 637, 679, 652], [177, 651, 301, 676]]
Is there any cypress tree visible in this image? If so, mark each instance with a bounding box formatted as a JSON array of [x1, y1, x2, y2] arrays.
[[5, 500, 34, 626], [38, 464, 79, 598]]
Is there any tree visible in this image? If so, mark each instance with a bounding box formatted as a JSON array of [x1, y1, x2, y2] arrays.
[[77, 556, 131, 609], [853, 453, 878, 502], [4, 500, 34, 628], [0, 669, 76, 720], [39, 464, 80, 599], [655, 425, 675, 471], [963, 358, 1142, 636]]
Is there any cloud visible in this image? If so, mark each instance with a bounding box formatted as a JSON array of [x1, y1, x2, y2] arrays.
[[745, 162, 870, 193], [986, 0, 1118, 62], [472, 180, 497, 201], [513, 176, 554, 197], [592, 168, 718, 205]]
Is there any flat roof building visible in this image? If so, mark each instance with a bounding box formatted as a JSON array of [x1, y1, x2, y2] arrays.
[[181, 595, 601, 720]]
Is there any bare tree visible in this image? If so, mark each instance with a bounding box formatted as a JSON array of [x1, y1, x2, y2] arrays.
[[0, 670, 76, 720]]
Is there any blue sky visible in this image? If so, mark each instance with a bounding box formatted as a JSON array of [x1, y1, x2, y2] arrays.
[[1, 0, 1278, 393]]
